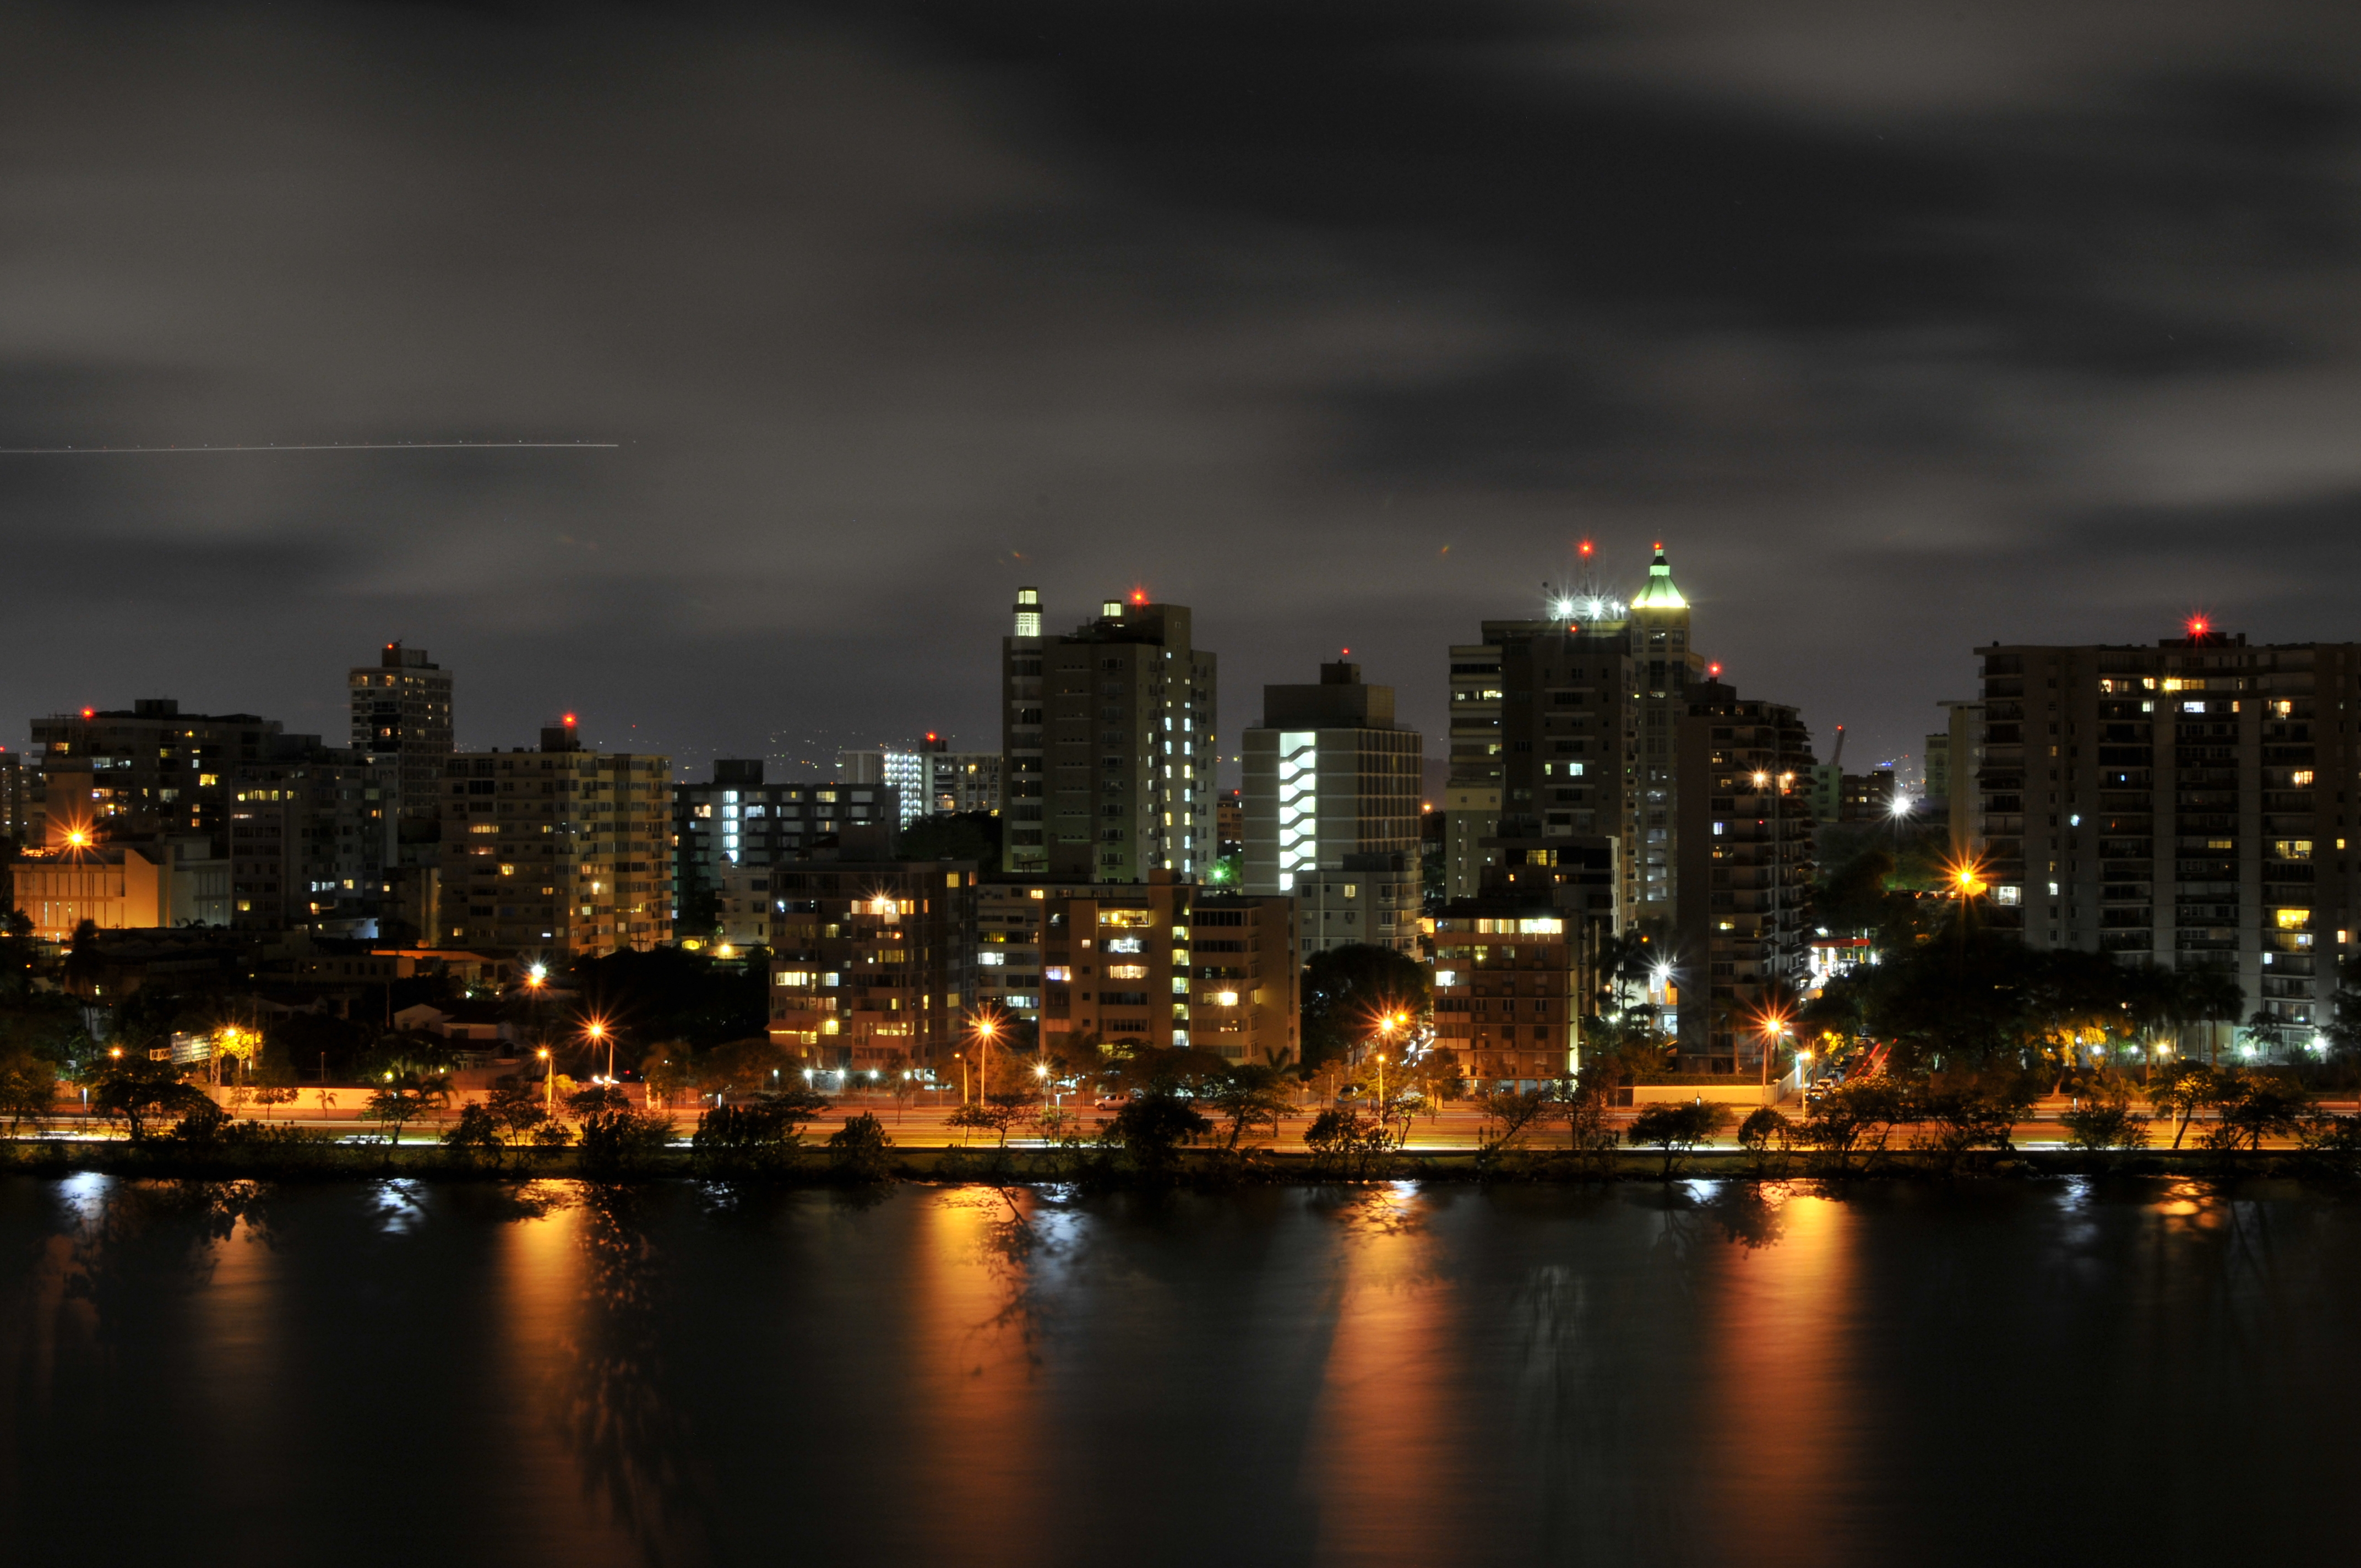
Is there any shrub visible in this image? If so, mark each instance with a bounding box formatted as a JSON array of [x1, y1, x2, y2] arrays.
[[825, 1112, 895, 1183], [577, 1109, 671, 1176]]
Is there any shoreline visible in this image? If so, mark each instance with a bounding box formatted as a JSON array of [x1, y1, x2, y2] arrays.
[[3, 1138, 2351, 1186]]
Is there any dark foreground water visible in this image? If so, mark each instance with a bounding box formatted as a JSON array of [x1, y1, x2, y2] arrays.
[[4, 1174, 2358, 1566]]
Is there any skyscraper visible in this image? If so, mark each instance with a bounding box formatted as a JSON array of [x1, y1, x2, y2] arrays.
[[1241, 660, 1422, 954], [1001, 590, 1217, 881], [1445, 545, 1702, 924], [349, 643, 453, 821]]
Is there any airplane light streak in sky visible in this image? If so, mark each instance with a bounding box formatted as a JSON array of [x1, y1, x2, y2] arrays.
[[0, 441, 620, 454]]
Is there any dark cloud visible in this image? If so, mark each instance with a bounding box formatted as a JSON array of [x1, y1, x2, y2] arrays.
[[4, 0, 2361, 780]]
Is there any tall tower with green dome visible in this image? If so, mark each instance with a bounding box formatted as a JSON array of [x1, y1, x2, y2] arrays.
[[1624, 545, 1702, 921], [1443, 542, 1704, 924]]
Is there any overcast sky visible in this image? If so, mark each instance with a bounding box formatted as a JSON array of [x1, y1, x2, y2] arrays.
[[7, 0, 2361, 787]]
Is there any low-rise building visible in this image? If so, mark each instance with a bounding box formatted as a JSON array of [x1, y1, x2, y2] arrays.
[[1038, 871, 1297, 1064], [1429, 901, 1584, 1090], [9, 839, 230, 939]]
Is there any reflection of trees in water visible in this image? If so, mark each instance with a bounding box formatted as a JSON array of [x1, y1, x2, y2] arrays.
[[953, 1184, 1057, 1370], [17, 1180, 274, 1447], [52, 1179, 270, 1332], [551, 1185, 713, 1567]]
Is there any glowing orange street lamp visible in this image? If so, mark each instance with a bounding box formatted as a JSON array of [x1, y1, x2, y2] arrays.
[[585, 1018, 613, 1083], [971, 1015, 1000, 1103], [538, 1047, 554, 1112]]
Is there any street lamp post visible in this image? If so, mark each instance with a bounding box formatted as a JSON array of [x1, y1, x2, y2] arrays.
[[538, 1048, 553, 1114], [971, 1016, 998, 1106]]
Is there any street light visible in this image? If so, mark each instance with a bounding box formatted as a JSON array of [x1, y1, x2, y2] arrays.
[[970, 1014, 1000, 1103], [584, 1017, 613, 1084]]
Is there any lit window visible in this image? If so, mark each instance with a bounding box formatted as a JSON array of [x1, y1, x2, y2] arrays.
[[1108, 964, 1149, 979], [2292, 770, 2316, 787], [1044, 966, 1072, 982], [1995, 885, 2022, 905], [2276, 908, 2311, 930]]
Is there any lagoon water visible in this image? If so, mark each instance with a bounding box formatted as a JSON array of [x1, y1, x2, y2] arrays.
[[4, 1174, 2358, 1565]]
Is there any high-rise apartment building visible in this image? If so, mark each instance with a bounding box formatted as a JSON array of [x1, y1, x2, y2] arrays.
[[1241, 660, 1422, 953], [1444, 547, 1701, 921], [1674, 681, 1818, 1071], [0, 750, 32, 847], [1000, 590, 1217, 881], [765, 861, 981, 1074], [436, 723, 672, 955], [840, 738, 1003, 826], [29, 699, 283, 845], [1923, 731, 1952, 808], [1964, 630, 2361, 1041], [671, 759, 899, 937], [1939, 699, 1983, 851], [1290, 853, 1422, 958], [226, 745, 397, 932], [349, 643, 453, 820]]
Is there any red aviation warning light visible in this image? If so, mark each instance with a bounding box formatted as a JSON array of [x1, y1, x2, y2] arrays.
[[1707, 662, 1722, 678], [562, 713, 578, 727], [1578, 540, 1594, 558], [80, 706, 94, 718], [2188, 614, 2210, 640], [1130, 589, 1149, 606]]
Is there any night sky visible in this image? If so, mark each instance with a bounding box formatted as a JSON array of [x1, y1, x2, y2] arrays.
[[7, 1, 2360, 787]]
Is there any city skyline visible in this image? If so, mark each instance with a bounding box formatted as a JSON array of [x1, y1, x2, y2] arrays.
[[11, 3, 2361, 778]]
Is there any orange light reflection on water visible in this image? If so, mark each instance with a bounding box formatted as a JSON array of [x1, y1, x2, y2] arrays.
[[1699, 1187, 1860, 1555], [903, 1189, 1048, 1563], [1303, 1185, 1468, 1562]]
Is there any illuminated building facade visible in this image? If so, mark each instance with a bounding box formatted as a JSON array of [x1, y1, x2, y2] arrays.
[[1673, 682, 1818, 1071], [1429, 901, 1584, 1090], [765, 861, 981, 1075], [671, 759, 898, 938], [347, 643, 453, 823], [1036, 872, 1297, 1063], [1000, 591, 1217, 882], [1241, 661, 1423, 955], [29, 699, 282, 845], [1966, 631, 2361, 1043], [840, 739, 1000, 826], [436, 723, 673, 956], [9, 839, 230, 939]]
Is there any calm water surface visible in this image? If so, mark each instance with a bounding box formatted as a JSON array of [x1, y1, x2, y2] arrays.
[[3, 1173, 2357, 1565]]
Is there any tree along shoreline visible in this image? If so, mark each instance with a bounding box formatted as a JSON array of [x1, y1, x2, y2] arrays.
[[5, 1136, 2359, 1188]]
